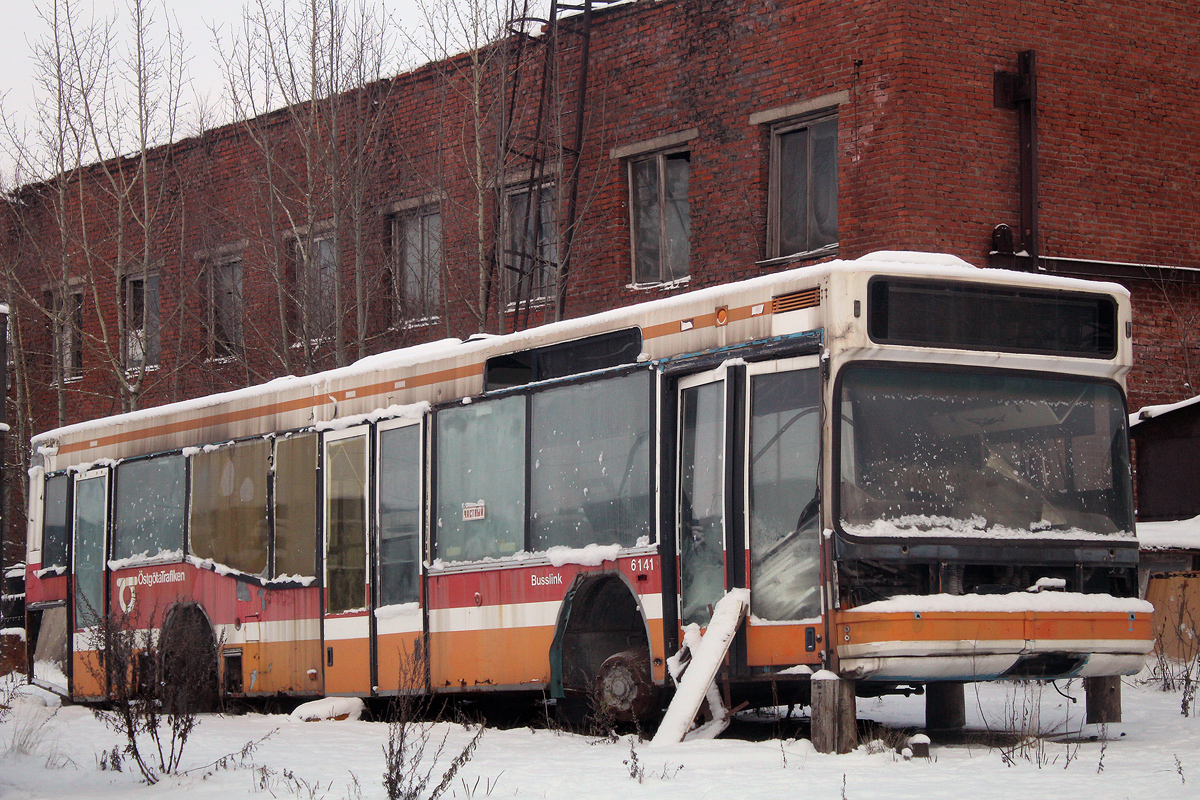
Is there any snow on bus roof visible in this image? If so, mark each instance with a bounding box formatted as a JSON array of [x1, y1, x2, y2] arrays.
[[31, 337, 464, 446], [31, 251, 1127, 446]]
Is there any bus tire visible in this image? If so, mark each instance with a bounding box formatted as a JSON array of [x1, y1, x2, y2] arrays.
[[593, 648, 657, 723]]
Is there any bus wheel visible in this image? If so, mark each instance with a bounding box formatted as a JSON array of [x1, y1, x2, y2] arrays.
[[593, 648, 657, 723], [158, 603, 219, 713]]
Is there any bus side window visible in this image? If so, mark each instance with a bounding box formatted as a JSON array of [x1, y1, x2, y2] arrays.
[[435, 396, 526, 561], [190, 439, 271, 577], [114, 455, 187, 562], [378, 424, 421, 605], [274, 433, 319, 579], [530, 371, 652, 552]]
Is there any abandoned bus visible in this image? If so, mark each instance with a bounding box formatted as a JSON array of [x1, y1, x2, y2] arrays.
[[23, 251, 1153, 721]]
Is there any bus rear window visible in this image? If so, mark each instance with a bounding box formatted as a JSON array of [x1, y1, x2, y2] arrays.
[[868, 278, 1118, 358]]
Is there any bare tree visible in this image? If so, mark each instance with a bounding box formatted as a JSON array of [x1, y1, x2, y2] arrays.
[[408, 0, 611, 335], [217, 0, 401, 374], [4, 0, 189, 416], [408, 0, 540, 334]]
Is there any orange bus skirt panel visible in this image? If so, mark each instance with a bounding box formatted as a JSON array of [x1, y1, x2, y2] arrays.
[[430, 625, 557, 691]]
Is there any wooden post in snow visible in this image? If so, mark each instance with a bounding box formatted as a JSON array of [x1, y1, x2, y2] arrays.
[[925, 681, 966, 732], [1085, 676, 1122, 724], [811, 671, 857, 754]]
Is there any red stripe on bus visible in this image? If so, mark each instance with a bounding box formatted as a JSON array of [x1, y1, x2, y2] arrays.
[[427, 559, 663, 609]]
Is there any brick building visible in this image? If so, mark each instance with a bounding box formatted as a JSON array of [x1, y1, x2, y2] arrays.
[[2, 0, 1199, 557]]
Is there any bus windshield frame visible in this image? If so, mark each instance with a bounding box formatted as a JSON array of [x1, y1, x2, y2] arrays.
[[836, 363, 1135, 543]]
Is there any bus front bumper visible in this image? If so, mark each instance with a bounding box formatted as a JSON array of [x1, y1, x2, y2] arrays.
[[833, 595, 1154, 682]]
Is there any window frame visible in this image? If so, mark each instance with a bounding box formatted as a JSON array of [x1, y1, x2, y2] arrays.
[[322, 425, 372, 615], [290, 229, 339, 343], [188, 437, 272, 578], [47, 284, 84, 383], [375, 416, 424, 608], [208, 256, 244, 360], [39, 472, 71, 573], [111, 452, 188, 565], [742, 356, 823, 622], [766, 110, 839, 261], [390, 204, 443, 325], [628, 147, 691, 286], [122, 270, 161, 371], [273, 431, 320, 581], [502, 181, 559, 306]]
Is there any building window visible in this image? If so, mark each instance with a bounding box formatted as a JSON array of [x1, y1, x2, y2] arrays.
[[293, 233, 338, 340], [47, 286, 83, 381], [504, 183, 557, 303], [630, 150, 690, 285], [768, 113, 838, 259], [210, 258, 243, 357], [391, 206, 442, 322], [123, 273, 160, 369]]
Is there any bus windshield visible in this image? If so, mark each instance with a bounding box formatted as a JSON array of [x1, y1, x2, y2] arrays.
[[838, 365, 1134, 540]]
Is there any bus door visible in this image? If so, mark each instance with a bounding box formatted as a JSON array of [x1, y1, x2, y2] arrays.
[[676, 370, 730, 628], [373, 417, 425, 695], [71, 467, 108, 699], [743, 357, 824, 666], [322, 426, 371, 694]]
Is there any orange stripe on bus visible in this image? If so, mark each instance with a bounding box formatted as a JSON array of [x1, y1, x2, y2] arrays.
[[57, 363, 482, 455], [837, 611, 1153, 645]]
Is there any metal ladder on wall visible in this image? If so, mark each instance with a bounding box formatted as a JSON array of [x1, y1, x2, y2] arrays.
[[501, 0, 623, 330]]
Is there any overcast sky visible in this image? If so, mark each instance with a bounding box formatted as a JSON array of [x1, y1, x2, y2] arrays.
[[1, 1, 248, 181]]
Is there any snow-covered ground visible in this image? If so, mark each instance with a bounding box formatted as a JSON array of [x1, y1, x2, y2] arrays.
[[1, 671, 1197, 799]]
